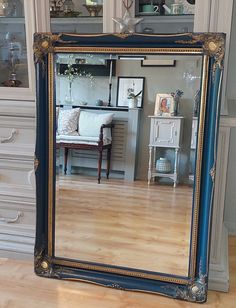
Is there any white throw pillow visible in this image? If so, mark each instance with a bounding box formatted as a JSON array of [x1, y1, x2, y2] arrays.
[[78, 111, 114, 141], [58, 108, 80, 135]]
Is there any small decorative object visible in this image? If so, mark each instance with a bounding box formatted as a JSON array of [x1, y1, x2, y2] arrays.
[[175, 0, 195, 14], [170, 3, 184, 15], [63, 0, 74, 13], [57, 58, 94, 104], [171, 89, 184, 116], [157, 0, 166, 15], [83, 4, 102, 17], [116, 77, 145, 108], [113, 0, 143, 34], [156, 157, 171, 173], [141, 3, 159, 14], [193, 89, 200, 117], [95, 99, 103, 106], [86, 0, 103, 5], [154, 94, 175, 116], [2, 38, 22, 87], [50, 0, 63, 17], [0, 0, 8, 16], [5, 0, 23, 17], [127, 90, 142, 108]]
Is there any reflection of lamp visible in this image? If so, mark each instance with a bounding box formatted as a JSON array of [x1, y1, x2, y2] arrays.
[[2, 36, 22, 87]]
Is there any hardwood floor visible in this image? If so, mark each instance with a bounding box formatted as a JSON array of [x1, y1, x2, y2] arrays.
[[56, 176, 192, 276], [0, 237, 235, 308], [55, 175, 192, 277]]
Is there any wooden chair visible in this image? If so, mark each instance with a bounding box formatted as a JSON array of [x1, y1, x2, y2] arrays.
[[57, 123, 114, 183]]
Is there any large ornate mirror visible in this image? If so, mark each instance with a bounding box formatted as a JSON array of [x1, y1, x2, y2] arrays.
[[34, 33, 225, 303]]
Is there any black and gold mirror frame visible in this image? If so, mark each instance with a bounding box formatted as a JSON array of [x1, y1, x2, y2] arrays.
[[34, 32, 225, 303]]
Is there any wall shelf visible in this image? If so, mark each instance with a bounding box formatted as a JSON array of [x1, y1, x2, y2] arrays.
[[137, 14, 194, 24], [0, 17, 25, 24], [51, 17, 102, 25]]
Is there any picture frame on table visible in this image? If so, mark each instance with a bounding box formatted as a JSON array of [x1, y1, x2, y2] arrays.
[[154, 93, 175, 116], [116, 76, 145, 108]]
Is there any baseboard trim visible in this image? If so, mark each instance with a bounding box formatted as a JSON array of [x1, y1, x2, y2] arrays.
[[209, 227, 229, 292], [225, 221, 236, 235]]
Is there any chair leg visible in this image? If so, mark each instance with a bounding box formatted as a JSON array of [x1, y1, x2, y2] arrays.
[[98, 149, 102, 184], [106, 148, 111, 179], [64, 148, 69, 175]]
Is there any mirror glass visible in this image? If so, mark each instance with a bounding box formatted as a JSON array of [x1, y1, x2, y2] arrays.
[[54, 52, 202, 277]]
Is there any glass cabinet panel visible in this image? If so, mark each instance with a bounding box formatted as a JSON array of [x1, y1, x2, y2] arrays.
[[50, 0, 103, 33], [0, 0, 29, 88], [135, 0, 195, 34]]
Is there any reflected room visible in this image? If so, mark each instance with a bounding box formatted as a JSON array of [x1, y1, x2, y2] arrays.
[[54, 52, 202, 277]]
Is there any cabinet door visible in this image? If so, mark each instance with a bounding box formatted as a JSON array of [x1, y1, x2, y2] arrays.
[[135, 0, 195, 34], [0, 0, 36, 101], [150, 118, 181, 147], [50, 0, 103, 34]]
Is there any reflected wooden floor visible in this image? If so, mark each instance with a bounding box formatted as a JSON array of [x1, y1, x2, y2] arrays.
[[55, 175, 193, 277]]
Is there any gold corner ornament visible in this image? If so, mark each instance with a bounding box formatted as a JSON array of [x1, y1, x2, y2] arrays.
[[33, 33, 61, 66], [176, 33, 225, 72]]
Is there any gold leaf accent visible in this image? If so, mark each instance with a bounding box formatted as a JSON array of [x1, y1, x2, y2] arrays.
[[33, 33, 62, 68], [113, 33, 131, 39], [41, 261, 49, 270]]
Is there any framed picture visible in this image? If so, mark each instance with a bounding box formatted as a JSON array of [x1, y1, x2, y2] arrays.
[[141, 59, 176, 67], [154, 94, 175, 116], [116, 77, 145, 108]]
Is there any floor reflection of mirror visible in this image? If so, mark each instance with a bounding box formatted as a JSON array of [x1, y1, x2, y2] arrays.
[[55, 175, 192, 277]]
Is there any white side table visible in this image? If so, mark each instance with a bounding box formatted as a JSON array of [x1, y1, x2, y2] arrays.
[[148, 116, 184, 187]]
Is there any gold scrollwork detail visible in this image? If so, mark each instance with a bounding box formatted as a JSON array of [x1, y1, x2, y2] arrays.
[[210, 166, 216, 183], [113, 33, 132, 39], [41, 260, 49, 270], [34, 156, 39, 172], [33, 33, 61, 66], [176, 33, 225, 73], [35, 248, 57, 277]]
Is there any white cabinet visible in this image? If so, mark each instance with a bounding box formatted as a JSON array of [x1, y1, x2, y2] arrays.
[[148, 116, 183, 187], [0, 0, 36, 258]]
